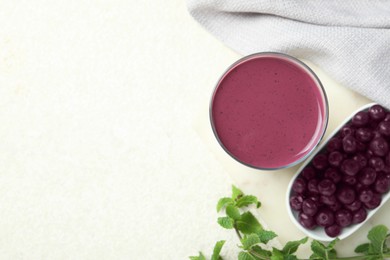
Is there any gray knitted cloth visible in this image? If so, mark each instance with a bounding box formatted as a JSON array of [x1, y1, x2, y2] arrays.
[[187, 0, 390, 107]]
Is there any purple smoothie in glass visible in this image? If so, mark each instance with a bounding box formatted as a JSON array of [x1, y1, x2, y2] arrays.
[[210, 53, 328, 169]]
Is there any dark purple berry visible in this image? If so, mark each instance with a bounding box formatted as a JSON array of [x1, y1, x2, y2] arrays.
[[363, 193, 382, 209], [308, 179, 320, 194], [370, 120, 380, 129], [369, 157, 385, 172], [359, 189, 374, 203], [301, 166, 316, 180], [312, 154, 328, 170], [356, 141, 367, 152], [369, 137, 389, 157], [379, 121, 390, 137], [366, 150, 374, 159], [325, 224, 342, 237], [353, 154, 368, 168], [341, 159, 360, 176], [384, 113, 390, 122], [337, 186, 356, 204], [335, 209, 353, 227], [328, 151, 344, 167], [324, 168, 342, 183], [290, 195, 304, 211], [383, 166, 390, 174], [316, 208, 335, 227], [352, 111, 369, 127], [375, 175, 390, 194], [343, 175, 357, 186], [358, 167, 377, 186], [343, 135, 357, 153], [369, 105, 386, 121], [292, 178, 306, 194], [302, 199, 319, 216], [352, 208, 367, 224], [320, 195, 338, 206], [327, 138, 342, 152], [385, 153, 390, 166], [372, 130, 382, 138], [340, 125, 355, 138], [355, 128, 373, 143], [299, 212, 316, 229], [355, 183, 365, 192], [318, 179, 336, 196], [344, 200, 362, 212], [307, 194, 322, 206], [328, 201, 342, 212]]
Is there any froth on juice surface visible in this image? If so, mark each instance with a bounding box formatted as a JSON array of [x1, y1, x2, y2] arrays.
[[211, 55, 327, 169]]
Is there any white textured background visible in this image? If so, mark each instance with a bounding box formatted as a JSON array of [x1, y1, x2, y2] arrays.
[[0, 1, 377, 259], [0, 0, 243, 259]]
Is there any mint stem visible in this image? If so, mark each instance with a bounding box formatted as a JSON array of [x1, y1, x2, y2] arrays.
[[234, 224, 242, 240], [248, 250, 268, 260]]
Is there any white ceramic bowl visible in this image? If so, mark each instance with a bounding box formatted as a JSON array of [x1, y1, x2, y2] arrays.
[[286, 103, 390, 241]]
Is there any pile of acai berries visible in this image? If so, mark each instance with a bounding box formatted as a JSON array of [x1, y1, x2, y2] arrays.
[[289, 104, 390, 237]]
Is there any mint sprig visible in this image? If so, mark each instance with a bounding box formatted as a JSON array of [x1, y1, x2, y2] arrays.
[[191, 185, 390, 260], [190, 241, 226, 260], [212, 241, 226, 260], [218, 216, 234, 229], [190, 251, 206, 260]]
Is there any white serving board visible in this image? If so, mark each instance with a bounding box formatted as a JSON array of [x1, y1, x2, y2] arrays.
[[194, 60, 390, 257]]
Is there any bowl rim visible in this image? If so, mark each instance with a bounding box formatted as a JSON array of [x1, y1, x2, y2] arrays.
[[286, 102, 390, 241], [209, 52, 329, 170]]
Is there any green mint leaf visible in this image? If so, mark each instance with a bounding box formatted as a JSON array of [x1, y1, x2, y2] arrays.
[[285, 255, 298, 260], [232, 185, 244, 200], [241, 234, 260, 250], [328, 249, 337, 259], [311, 240, 327, 259], [216, 197, 234, 212], [189, 252, 206, 260], [282, 237, 308, 255], [211, 240, 225, 260], [327, 238, 340, 250], [367, 225, 388, 254], [251, 245, 272, 258], [238, 251, 256, 260], [226, 205, 241, 220], [365, 256, 383, 260], [236, 212, 263, 235], [355, 243, 370, 254], [324, 238, 339, 259], [256, 201, 261, 208], [270, 248, 284, 260], [236, 195, 258, 208], [257, 230, 277, 244], [217, 217, 234, 229]]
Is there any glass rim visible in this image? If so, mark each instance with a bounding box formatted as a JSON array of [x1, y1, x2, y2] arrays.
[[209, 52, 329, 171]]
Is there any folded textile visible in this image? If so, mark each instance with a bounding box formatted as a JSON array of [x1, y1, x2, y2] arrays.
[[187, 0, 390, 107]]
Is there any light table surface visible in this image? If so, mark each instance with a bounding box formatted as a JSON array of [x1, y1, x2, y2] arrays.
[[0, 1, 388, 259]]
